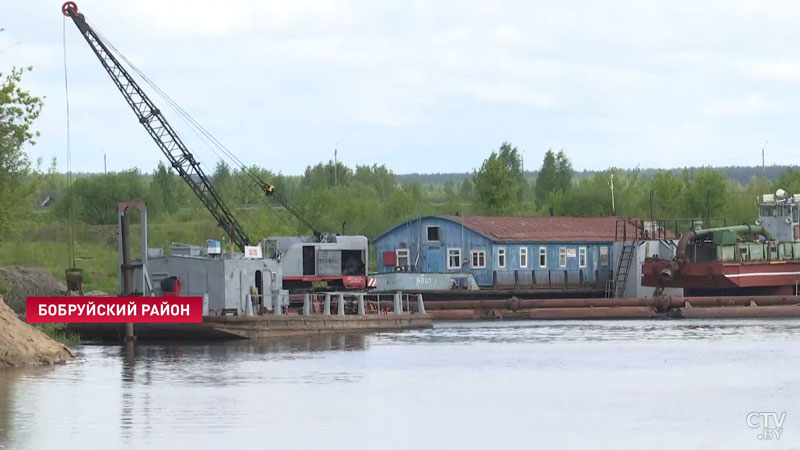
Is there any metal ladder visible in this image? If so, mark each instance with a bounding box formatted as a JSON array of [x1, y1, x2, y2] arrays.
[[613, 243, 635, 298]]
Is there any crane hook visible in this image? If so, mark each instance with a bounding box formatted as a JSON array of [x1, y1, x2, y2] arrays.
[[62, 1, 78, 17]]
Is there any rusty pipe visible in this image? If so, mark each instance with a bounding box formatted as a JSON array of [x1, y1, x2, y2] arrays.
[[421, 295, 800, 311], [675, 224, 773, 262]]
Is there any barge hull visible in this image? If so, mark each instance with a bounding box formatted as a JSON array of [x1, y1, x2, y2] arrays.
[[68, 314, 433, 341]]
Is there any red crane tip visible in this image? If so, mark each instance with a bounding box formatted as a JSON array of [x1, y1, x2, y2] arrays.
[[62, 1, 78, 17]]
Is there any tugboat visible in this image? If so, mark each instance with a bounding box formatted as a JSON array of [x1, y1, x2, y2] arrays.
[[642, 189, 800, 296]]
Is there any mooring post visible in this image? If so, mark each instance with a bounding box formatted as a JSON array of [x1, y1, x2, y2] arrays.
[[245, 294, 254, 316], [324, 294, 331, 316], [417, 293, 426, 314], [394, 291, 403, 314], [337, 293, 345, 316], [274, 291, 283, 316], [303, 293, 311, 315], [119, 208, 135, 342], [357, 293, 365, 315]]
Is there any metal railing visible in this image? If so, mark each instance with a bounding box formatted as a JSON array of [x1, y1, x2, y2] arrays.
[[248, 291, 427, 316], [492, 269, 612, 290], [615, 217, 726, 242]]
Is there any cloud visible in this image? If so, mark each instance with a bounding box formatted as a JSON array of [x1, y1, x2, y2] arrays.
[[6, 0, 800, 174], [702, 93, 780, 118]]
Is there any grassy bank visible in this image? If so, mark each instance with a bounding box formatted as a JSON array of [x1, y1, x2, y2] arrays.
[[0, 217, 223, 294], [35, 323, 82, 347]]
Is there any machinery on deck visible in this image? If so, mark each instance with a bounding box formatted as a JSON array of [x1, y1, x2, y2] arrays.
[[642, 189, 800, 296], [62, 2, 368, 291]]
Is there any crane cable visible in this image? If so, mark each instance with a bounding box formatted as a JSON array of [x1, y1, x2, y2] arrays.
[[62, 16, 76, 269], [85, 18, 305, 233]]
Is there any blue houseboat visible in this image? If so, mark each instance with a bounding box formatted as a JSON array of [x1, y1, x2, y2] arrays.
[[372, 215, 641, 290]]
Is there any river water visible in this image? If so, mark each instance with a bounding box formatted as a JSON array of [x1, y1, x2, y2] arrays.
[[1, 320, 799, 450]]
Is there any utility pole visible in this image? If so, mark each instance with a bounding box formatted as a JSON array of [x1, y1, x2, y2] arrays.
[[101, 148, 107, 174], [761, 139, 769, 179], [334, 143, 338, 186], [609, 173, 616, 216]]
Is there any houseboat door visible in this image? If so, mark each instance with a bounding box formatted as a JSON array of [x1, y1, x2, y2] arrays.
[[426, 246, 443, 272]]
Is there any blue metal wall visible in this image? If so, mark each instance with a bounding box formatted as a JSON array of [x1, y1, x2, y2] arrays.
[[373, 216, 614, 288], [374, 216, 494, 285]]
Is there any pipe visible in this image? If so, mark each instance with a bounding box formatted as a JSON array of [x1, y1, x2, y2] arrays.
[[677, 305, 800, 319], [676, 224, 774, 262], [666, 224, 777, 283], [420, 295, 800, 311]]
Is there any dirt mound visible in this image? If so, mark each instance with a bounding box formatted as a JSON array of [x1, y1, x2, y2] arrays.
[[0, 295, 74, 368], [0, 266, 67, 315]]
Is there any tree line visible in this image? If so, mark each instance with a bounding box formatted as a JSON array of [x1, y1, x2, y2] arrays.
[[5, 67, 800, 247]]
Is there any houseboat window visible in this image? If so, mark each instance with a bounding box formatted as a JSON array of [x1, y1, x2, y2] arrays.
[[759, 205, 775, 217], [559, 247, 567, 268], [519, 247, 528, 268], [539, 247, 547, 268], [599, 246, 609, 267], [427, 226, 441, 241], [471, 250, 486, 268], [396, 249, 410, 268], [578, 247, 587, 268], [794, 207, 800, 224], [447, 248, 461, 270], [497, 247, 507, 268]]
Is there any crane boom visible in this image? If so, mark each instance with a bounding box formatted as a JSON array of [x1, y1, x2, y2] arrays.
[[62, 1, 252, 250]]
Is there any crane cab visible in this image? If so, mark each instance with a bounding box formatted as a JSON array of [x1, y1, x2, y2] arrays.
[[261, 235, 369, 290]]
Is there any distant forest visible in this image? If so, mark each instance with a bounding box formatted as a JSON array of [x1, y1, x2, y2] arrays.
[[397, 165, 800, 187]]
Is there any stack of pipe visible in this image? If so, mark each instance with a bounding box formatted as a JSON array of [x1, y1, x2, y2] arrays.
[[414, 296, 800, 320]]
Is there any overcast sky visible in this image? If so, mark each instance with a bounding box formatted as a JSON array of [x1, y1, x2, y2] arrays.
[[2, 0, 799, 175]]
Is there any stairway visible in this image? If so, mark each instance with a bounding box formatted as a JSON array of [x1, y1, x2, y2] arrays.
[[613, 243, 635, 298]]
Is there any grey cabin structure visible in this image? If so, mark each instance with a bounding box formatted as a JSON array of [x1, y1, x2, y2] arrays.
[[372, 215, 644, 290]]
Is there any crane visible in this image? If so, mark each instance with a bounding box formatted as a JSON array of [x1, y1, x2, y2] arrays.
[[61, 1, 327, 250]]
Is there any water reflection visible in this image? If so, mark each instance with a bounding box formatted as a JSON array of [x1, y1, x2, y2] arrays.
[[1, 321, 799, 450]]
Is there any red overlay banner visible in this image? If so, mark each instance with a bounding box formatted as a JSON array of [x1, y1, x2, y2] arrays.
[[26, 297, 203, 323]]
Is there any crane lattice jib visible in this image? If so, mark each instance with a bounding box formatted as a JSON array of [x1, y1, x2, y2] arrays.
[[62, 1, 252, 251]]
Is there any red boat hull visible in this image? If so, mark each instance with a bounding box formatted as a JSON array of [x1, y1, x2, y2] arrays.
[[642, 259, 800, 293]]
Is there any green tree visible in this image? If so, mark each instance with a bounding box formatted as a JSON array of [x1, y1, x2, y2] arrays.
[[353, 164, 395, 200], [0, 67, 43, 235], [302, 160, 353, 190], [459, 177, 474, 201], [773, 168, 800, 197], [534, 149, 572, 204], [552, 171, 613, 216], [473, 142, 525, 214], [150, 161, 181, 214], [211, 160, 233, 204], [59, 169, 149, 224], [645, 170, 684, 218], [684, 168, 727, 219], [554, 150, 573, 192]]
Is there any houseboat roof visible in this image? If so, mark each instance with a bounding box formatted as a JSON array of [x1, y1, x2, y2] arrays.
[[374, 215, 646, 243]]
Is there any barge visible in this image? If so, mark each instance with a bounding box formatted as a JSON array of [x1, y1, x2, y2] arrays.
[[643, 189, 800, 296], [67, 203, 431, 342]]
